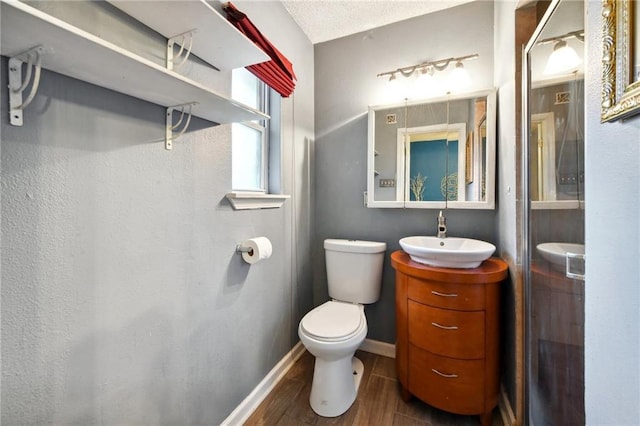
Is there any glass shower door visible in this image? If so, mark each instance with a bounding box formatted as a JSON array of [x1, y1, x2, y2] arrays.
[[524, 0, 585, 424]]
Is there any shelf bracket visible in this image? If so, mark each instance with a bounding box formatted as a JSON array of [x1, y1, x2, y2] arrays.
[[166, 30, 196, 71], [165, 102, 197, 150], [8, 45, 44, 126]]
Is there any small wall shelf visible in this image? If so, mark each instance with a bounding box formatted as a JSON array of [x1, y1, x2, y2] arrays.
[[225, 192, 290, 210], [107, 0, 269, 71], [1, 0, 268, 148]]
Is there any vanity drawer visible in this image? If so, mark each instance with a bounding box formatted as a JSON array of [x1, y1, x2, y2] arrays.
[[408, 300, 485, 359], [407, 276, 485, 311], [408, 344, 485, 415]]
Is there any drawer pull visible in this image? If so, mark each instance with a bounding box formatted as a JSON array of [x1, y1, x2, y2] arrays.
[[431, 290, 458, 298], [431, 322, 458, 330], [431, 368, 458, 378]]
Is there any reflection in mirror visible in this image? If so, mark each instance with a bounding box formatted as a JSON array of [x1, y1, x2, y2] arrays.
[[529, 79, 584, 208], [530, 112, 556, 201], [367, 90, 496, 209], [401, 123, 466, 202], [529, 11, 584, 210], [524, 1, 585, 424], [527, 0, 583, 209]]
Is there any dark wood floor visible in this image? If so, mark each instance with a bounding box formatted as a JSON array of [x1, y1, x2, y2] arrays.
[[245, 350, 503, 426]]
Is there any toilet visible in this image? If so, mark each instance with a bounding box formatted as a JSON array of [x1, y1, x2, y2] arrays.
[[298, 239, 386, 417]]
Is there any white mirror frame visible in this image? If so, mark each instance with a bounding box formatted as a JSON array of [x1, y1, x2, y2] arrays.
[[366, 89, 497, 209]]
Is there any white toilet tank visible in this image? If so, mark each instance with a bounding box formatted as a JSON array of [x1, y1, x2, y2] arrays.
[[324, 239, 387, 304]]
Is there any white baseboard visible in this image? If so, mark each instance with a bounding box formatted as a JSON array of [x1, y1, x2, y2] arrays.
[[359, 338, 396, 358], [499, 384, 516, 426], [221, 341, 305, 426]]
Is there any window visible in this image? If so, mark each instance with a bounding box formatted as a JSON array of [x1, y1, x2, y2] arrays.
[[227, 68, 288, 209], [232, 68, 269, 192]]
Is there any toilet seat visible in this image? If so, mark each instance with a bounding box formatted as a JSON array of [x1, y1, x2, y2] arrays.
[[300, 301, 364, 342]]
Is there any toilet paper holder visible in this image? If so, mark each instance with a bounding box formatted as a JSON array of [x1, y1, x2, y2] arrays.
[[236, 237, 273, 264], [235, 244, 254, 255]]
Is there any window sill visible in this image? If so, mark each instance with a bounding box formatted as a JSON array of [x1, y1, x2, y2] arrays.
[[226, 191, 290, 210]]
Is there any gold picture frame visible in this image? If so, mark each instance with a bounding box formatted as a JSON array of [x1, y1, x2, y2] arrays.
[[601, 0, 640, 122]]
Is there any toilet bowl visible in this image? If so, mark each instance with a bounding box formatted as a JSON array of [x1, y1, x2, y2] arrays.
[[298, 238, 386, 418], [298, 300, 368, 417]]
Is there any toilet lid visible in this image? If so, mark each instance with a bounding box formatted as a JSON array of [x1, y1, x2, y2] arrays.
[[301, 301, 363, 341]]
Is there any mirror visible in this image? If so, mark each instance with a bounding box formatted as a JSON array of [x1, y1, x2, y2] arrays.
[[367, 90, 496, 209], [527, 0, 584, 209], [529, 79, 584, 208], [523, 1, 586, 424]]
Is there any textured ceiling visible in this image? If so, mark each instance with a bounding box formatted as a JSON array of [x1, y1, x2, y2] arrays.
[[281, 0, 478, 44]]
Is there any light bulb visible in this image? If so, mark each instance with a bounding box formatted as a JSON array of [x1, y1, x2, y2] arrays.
[[544, 40, 581, 75], [449, 61, 471, 91], [415, 67, 436, 96], [382, 72, 407, 102]]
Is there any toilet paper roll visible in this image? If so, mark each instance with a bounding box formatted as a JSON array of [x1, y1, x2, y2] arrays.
[[241, 237, 273, 264]]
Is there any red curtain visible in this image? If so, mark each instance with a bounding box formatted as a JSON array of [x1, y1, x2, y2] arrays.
[[223, 2, 296, 98]]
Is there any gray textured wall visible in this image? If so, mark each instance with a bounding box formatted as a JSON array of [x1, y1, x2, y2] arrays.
[[313, 1, 497, 344], [1, 1, 314, 424], [584, 1, 640, 423]]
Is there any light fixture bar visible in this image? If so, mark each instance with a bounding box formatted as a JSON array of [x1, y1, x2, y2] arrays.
[[377, 53, 479, 80], [538, 29, 584, 45]]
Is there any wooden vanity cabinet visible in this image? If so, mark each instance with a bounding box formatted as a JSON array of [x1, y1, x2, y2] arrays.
[[391, 250, 508, 426]]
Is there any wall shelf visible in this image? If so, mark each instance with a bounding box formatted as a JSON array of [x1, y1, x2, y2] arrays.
[[106, 0, 268, 71], [1, 0, 268, 145], [225, 192, 290, 210]]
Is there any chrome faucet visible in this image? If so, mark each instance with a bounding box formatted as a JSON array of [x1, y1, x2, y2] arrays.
[[436, 210, 447, 238]]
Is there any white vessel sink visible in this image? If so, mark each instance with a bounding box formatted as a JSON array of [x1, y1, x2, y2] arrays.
[[537, 242, 585, 271], [399, 236, 496, 269]]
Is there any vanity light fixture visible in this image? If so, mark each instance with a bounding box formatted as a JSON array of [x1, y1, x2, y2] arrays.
[[417, 66, 434, 79], [544, 40, 581, 75], [448, 61, 471, 89], [377, 53, 479, 82], [539, 30, 584, 75], [415, 66, 436, 92]]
